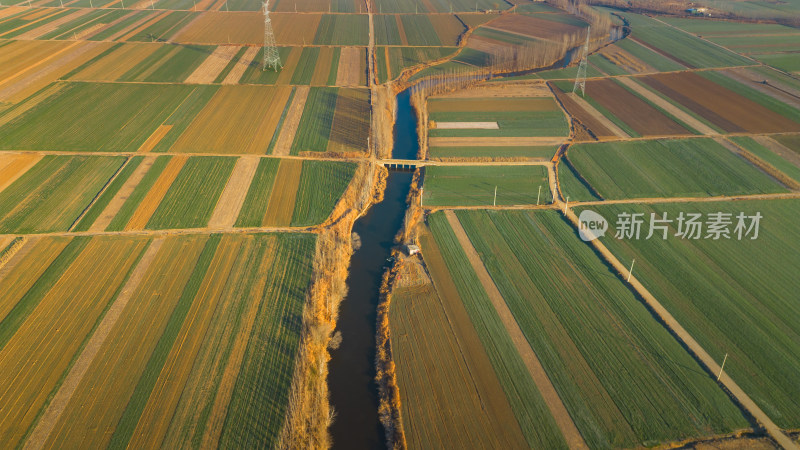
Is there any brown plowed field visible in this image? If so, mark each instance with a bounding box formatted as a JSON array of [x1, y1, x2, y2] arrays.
[[328, 88, 370, 153], [585, 79, 691, 136], [551, 86, 615, 139], [336, 47, 363, 87], [642, 72, 800, 133]]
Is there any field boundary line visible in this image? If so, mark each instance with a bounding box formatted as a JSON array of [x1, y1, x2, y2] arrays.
[[560, 207, 798, 450], [443, 210, 588, 450], [207, 155, 259, 228], [23, 237, 166, 450]]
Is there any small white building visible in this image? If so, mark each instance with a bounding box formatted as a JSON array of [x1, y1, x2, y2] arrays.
[[405, 244, 421, 256]]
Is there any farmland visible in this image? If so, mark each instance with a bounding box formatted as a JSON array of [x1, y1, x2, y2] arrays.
[[0, 82, 201, 152], [389, 243, 531, 449], [445, 209, 750, 447], [428, 96, 569, 138], [236, 158, 357, 227], [4, 0, 800, 448], [581, 200, 800, 430], [566, 139, 788, 199], [426, 212, 568, 449], [291, 87, 370, 154], [422, 165, 551, 206], [0, 155, 125, 233], [0, 232, 316, 448]]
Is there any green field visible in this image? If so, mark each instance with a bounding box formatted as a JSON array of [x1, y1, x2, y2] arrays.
[[291, 160, 357, 226], [661, 17, 798, 35], [400, 15, 442, 46], [557, 158, 601, 202], [620, 13, 752, 68], [0, 155, 125, 233], [314, 14, 369, 46], [146, 156, 237, 230], [614, 38, 686, 72], [0, 82, 199, 152], [428, 97, 569, 138], [753, 53, 800, 73], [235, 157, 280, 228], [729, 136, 800, 183], [422, 165, 551, 206], [234, 158, 356, 227], [567, 139, 787, 199], [455, 209, 748, 447], [374, 0, 508, 13], [580, 200, 800, 430], [117, 44, 215, 82], [291, 87, 338, 154], [428, 145, 558, 160], [428, 212, 568, 449]]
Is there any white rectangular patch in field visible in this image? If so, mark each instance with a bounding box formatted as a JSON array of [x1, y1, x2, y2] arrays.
[[435, 122, 499, 129]]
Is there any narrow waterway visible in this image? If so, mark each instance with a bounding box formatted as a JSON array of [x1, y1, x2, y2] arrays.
[[328, 88, 418, 450], [326, 28, 618, 447]]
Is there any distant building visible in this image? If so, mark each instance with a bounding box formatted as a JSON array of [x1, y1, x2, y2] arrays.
[[686, 7, 708, 14]]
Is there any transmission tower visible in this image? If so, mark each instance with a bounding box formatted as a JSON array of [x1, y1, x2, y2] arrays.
[[262, 0, 282, 71], [572, 26, 590, 97]]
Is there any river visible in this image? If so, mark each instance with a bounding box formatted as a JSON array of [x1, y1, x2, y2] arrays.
[[327, 88, 418, 449]]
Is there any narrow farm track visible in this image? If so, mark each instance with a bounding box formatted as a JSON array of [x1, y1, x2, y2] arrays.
[[443, 211, 588, 450], [23, 238, 165, 450], [559, 207, 798, 450]]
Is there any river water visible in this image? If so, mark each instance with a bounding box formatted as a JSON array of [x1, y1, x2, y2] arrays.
[[327, 89, 418, 450]]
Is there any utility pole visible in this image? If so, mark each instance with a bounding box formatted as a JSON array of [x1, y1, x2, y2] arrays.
[[537, 185, 541, 205], [717, 353, 728, 381], [563, 195, 569, 214], [627, 259, 635, 282], [493, 186, 497, 207]]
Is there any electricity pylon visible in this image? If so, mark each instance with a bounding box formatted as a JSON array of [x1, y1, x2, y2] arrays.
[[263, 0, 282, 71], [572, 26, 590, 97]]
